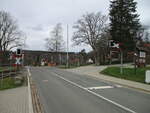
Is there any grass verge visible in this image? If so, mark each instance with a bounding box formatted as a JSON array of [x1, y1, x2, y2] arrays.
[[101, 66, 150, 84], [0, 77, 24, 90]]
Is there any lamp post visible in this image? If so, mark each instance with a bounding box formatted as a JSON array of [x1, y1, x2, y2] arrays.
[[66, 24, 69, 68]]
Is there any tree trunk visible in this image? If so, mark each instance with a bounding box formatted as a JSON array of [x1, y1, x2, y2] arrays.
[[94, 50, 99, 65]]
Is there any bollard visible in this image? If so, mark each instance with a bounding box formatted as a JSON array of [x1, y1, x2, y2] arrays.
[[145, 70, 150, 83]]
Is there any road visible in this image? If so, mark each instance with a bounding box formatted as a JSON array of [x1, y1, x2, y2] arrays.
[[29, 67, 150, 113]]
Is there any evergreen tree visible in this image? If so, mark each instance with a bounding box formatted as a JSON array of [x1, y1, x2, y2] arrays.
[[109, 0, 141, 51]]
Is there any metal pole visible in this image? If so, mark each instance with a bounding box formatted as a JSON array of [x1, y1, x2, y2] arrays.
[[134, 40, 137, 75], [9, 59, 11, 78], [78, 51, 80, 67], [66, 24, 69, 68], [120, 50, 123, 74], [1, 71, 3, 88], [59, 54, 60, 65], [109, 50, 112, 65], [22, 54, 24, 67], [0, 72, 2, 88]]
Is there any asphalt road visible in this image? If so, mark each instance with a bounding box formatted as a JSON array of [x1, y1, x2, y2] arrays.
[[29, 67, 150, 113]]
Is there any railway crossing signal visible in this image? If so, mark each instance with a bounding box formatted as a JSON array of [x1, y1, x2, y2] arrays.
[[13, 48, 23, 67], [15, 57, 21, 65], [16, 48, 21, 55], [109, 40, 120, 49]]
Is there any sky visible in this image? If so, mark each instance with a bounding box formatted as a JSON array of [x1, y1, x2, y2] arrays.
[[0, 0, 150, 52]]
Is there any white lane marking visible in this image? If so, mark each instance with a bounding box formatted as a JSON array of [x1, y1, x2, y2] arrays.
[[51, 72, 136, 113], [27, 66, 31, 77], [42, 80, 48, 82], [114, 85, 122, 88], [87, 86, 114, 90]]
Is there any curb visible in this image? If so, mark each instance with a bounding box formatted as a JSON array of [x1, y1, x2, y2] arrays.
[[27, 67, 34, 113], [27, 66, 45, 113], [65, 68, 150, 94]]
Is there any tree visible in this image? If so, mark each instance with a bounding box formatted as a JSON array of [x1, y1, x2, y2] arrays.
[[72, 12, 108, 65], [0, 11, 24, 51], [97, 28, 110, 64], [79, 49, 88, 65], [45, 23, 65, 52], [109, 0, 141, 52]]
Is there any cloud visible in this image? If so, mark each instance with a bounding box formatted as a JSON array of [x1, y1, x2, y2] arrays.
[[29, 24, 44, 31], [0, 0, 150, 52]]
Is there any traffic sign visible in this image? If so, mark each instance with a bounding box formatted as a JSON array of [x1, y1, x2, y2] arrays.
[[15, 57, 21, 65]]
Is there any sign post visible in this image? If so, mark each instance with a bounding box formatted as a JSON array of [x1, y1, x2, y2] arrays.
[[109, 40, 123, 74], [13, 48, 23, 72], [120, 50, 123, 75]]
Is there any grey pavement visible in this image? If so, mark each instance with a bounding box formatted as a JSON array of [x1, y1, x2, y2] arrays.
[[66, 65, 150, 92], [30, 66, 150, 113], [0, 86, 29, 113]]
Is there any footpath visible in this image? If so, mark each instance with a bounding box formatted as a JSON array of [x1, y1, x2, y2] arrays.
[[0, 68, 33, 113], [66, 65, 150, 93], [0, 86, 29, 113]]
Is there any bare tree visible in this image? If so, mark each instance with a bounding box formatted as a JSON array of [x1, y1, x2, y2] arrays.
[[45, 23, 65, 52], [72, 12, 108, 65], [97, 28, 110, 64], [0, 11, 25, 51]]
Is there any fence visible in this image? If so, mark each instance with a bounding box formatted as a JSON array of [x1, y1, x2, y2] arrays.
[[0, 64, 24, 89]]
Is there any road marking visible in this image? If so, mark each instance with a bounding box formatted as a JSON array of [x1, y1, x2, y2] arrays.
[[51, 72, 136, 113], [42, 80, 48, 82], [87, 86, 114, 90], [27, 66, 31, 77], [114, 84, 122, 88], [87, 85, 122, 90]]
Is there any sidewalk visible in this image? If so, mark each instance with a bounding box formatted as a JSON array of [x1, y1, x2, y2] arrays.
[[0, 86, 29, 113], [66, 65, 150, 93]]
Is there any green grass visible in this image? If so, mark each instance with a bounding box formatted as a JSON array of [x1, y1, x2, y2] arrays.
[[0, 77, 24, 90], [101, 66, 150, 84]]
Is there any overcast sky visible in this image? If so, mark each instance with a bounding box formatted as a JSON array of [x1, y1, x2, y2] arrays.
[[0, 0, 150, 52]]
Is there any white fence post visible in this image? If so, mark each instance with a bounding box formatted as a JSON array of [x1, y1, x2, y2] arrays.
[[145, 70, 150, 83]]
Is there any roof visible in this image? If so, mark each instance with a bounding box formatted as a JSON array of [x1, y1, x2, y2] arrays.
[[144, 44, 150, 48]]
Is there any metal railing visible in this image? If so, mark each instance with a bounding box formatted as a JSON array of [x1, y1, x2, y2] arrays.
[[0, 71, 19, 79], [0, 66, 24, 89]]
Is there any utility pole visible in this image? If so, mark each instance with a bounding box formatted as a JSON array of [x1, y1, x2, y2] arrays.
[[78, 48, 80, 67], [120, 50, 123, 74], [66, 24, 69, 68], [109, 50, 112, 65]]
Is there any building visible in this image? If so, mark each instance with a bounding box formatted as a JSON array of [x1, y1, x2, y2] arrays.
[[22, 50, 78, 66]]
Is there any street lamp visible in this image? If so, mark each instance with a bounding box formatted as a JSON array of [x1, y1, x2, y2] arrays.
[[66, 24, 69, 68]]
